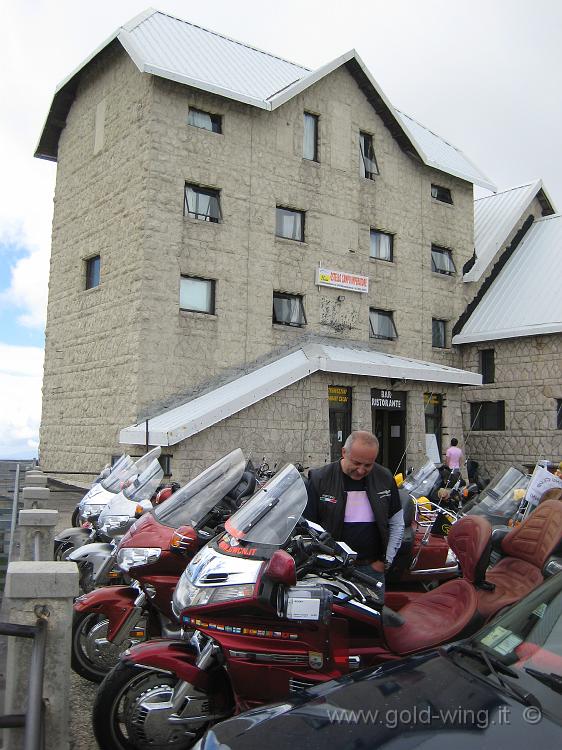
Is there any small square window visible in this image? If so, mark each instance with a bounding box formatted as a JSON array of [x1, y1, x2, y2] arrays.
[[158, 455, 172, 476], [432, 318, 447, 348], [431, 184, 453, 204], [276, 207, 305, 242], [272, 292, 306, 327], [184, 184, 221, 223], [431, 244, 456, 275], [303, 112, 319, 161], [85, 255, 100, 289], [480, 349, 495, 384], [369, 309, 397, 340], [470, 401, 505, 431], [180, 276, 215, 314], [360, 131, 379, 180], [370, 230, 393, 261], [188, 108, 222, 133]]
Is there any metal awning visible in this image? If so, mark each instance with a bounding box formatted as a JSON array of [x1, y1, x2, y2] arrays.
[[120, 344, 482, 446]]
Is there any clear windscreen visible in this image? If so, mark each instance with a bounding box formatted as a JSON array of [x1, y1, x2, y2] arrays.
[[123, 459, 164, 502], [465, 466, 529, 518], [225, 464, 307, 546], [154, 449, 246, 528], [402, 461, 440, 498], [100, 455, 135, 491]]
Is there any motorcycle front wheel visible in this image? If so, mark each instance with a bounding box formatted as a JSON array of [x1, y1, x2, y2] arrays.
[[72, 611, 147, 683], [93, 660, 227, 750]]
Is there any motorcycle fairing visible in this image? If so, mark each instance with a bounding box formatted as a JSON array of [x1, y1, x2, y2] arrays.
[[54, 527, 92, 546], [122, 639, 211, 688], [68, 542, 114, 576], [75, 585, 139, 641]]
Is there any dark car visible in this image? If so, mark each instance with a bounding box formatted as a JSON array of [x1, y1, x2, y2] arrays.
[[193, 572, 562, 750]]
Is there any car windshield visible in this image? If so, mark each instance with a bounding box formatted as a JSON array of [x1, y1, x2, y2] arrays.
[[122, 459, 164, 502], [402, 461, 440, 498], [153, 449, 246, 529], [461, 573, 562, 720], [464, 466, 530, 519], [225, 464, 307, 546]]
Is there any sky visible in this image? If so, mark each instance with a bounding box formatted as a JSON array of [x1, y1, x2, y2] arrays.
[[1, 0, 561, 459]]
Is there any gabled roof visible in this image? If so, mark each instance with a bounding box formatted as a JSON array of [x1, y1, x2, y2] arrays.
[[464, 179, 556, 282], [119, 343, 482, 446], [453, 213, 562, 344], [35, 8, 494, 189]]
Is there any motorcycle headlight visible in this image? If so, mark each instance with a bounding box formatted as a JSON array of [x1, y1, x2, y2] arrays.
[[172, 578, 255, 618], [116, 547, 161, 571], [101, 515, 131, 530], [80, 503, 106, 520]]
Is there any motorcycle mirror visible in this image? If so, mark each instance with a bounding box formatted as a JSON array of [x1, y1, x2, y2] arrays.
[[264, 549, 297, 586]]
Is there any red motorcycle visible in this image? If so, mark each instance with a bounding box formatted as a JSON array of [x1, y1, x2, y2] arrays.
[[92, 465, 562, 750], [72, 449, 254, 682]]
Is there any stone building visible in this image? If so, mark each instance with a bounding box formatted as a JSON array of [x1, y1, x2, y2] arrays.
[[36, 9, 495, 481], [453, 181, 562, 475]]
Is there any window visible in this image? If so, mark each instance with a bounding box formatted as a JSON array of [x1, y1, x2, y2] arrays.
[[184, 184, 221, 223], [370, 230, 393, 261], [303, 112, 319, 161], [369, 309, 397, 340], [431, 244, 456, 275], [85, 255, 100, 289], [188, 107, 222, 133], [431, 184, 453, 204], [359, 131, 379, 180], [480, 349, 495, 384], [276, 207, 305, 242], [158, 455, 172, 476], [272, 292, 306, 327], [180, 276, 215, 314], [557, 400, 562, 430], [470, 401, 505, 431], [432, 318, 447, 348]]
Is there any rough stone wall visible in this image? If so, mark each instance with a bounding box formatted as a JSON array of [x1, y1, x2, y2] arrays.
[[460, 334, 562, 476], [39, 44, 154, 473], [122, 373, 465, 485], [136, 64, 474, 420]]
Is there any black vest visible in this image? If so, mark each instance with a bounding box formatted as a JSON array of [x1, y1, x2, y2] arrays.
[[308, 461, 394, 550]]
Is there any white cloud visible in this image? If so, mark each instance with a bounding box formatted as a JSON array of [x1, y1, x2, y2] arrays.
[[0, 344, 44, 458], [0, 247, 50, 328]]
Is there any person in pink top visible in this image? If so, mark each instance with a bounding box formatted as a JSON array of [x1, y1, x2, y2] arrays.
[[445, 438, 463, 470]]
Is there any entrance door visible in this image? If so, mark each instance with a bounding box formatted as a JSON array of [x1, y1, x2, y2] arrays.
[[424, 392, 443, 459], [371, 389, 407, 474], [328, 386, 352, 461]]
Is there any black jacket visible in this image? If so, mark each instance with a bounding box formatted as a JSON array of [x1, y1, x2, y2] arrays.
[[304, 460, 402, 558]]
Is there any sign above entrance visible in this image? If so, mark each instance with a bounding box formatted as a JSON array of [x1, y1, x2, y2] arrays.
[[371, 389, 406, 411], [316, 268, 369, 294]]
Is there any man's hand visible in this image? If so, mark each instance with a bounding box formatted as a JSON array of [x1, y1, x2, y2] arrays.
[[370, 560, 385, 573]]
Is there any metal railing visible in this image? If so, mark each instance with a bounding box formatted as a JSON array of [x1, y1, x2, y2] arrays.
[[0, 607, 49, 750]]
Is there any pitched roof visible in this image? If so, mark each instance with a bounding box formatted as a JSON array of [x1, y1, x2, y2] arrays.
[[465, 179, 556, 282], [35, 8, 494, 189], [452, 213, 562, 344], [119, 343, 482, 446]]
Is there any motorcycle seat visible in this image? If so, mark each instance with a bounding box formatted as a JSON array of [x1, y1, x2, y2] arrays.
[[476, 499, 562, 620], [383, 515, 491, 655]]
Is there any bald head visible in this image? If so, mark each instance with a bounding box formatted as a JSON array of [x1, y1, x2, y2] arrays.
[[341, 431, 379, 479]]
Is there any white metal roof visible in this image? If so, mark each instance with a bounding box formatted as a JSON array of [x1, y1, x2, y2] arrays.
[[453, 214, 562, 344], [120, 343, 482, 446], [36, 9, 494, 189], [465, 180, 555, 283]]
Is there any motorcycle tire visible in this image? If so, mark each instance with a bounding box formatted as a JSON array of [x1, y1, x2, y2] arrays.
[[93, 661, 208, 750], [71, 506, 80, 527], [53, 539, 74, 562], [78, 561, 95, 594], [72, 611, 139, 683]]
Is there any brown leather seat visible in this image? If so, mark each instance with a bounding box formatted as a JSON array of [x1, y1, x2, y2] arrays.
[[384, 516, 490, 655], [477, 499, 562, 620]]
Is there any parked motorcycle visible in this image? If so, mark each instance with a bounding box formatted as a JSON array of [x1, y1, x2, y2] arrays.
[[71, 449, 255, 682], [70, 453, 135, 527], [92, 466, 562, 750]]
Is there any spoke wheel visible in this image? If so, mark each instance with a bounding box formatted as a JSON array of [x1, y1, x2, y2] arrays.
[[53, 540, 74, 561]]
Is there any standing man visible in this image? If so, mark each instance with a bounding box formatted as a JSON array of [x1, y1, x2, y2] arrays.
[[304, 430, 404, 595], [445, 438, 463, 471]]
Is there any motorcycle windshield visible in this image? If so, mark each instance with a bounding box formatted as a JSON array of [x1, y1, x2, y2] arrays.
[[99, 455, 135, 492], [122, 459, 164, 502], [225, 464, 307, 546], [402, 461, 440, 498], [465, 466, 529, 518], [153, 449, 246, 528]]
